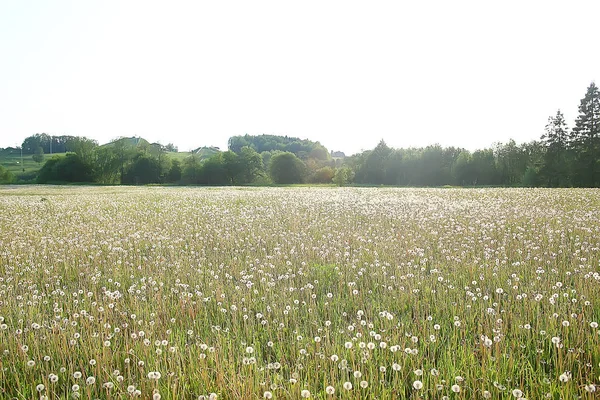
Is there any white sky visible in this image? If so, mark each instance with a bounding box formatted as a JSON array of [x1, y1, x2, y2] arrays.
[[1, 1, 599, 155]]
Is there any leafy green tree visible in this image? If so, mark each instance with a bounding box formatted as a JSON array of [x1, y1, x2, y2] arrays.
[[66, 137, 98, 165], [113, 138, 138, 184], [310, 166, 335, 183], [123, 154, 164, 184], [201, 153, 227, 185], [495, 140, 528, 185], [269, 152, 306, 184], [522, 166, 539, 187], [182, 154, 202, 184], [332, 166, 353, 186], [222, 151, 242, 184], [471, 149, 498, 185], [94, 146, 121, 183], [571, 82, 600, 186], [261, 151, 273, 170], [452, 151, 473, 186], [165, 143, 178, 152], [166, 159, 182, 183], [238, 146, 264, 184], [22, 133, 50, 154], [309, 145, 330, 161], [32, 146, 44, 163], [228, 134, 327, 159], [37, 153, 94, 183], [359, 140, 391, 184]]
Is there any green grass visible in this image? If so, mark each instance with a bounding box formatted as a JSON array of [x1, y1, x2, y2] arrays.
[[0, 151, 65, 181]]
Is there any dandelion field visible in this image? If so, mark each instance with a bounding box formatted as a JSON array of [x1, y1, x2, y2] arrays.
[[1, 187, 600, 400]]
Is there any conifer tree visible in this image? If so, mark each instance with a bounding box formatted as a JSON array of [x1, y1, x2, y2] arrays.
[[541, 110, 570, 186], [571, 82, 600, 186]]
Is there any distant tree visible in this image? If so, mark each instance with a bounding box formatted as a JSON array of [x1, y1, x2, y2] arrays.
[[452, 151, 473, 186], [570, 82, 600, 186], [182, 154, 202, 184], [123, 154, 163, 184], [359, 140, 391, 184], [112, 138, 137, 184], [539, 111, 570, 186], [222, 151, 242, 184], [332, 166, 354, 186], [471, 149, 498, 185], [37, 153, 94, 183], [165, 143, 178, 152], [228, 134, 327, 159], [228, 135, 253, 153], [94, 146, 121, 183], [310, 166, 335, 183], [238, 146, 264, 184], [166, 159, 182, 183], [419, 145, 457, 186], [522, 166, 539, 187], [22, 133, 50, 154], [309, 144, 330, 161], [32, 146, 44, 163], [66, 137, 98, 165], [261, 151, 273, 170], [494, 140, 528, 185], [269, 152, 306, 184], [201, 153, 227, 185]]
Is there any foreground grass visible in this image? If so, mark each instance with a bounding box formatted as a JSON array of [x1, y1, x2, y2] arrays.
[[0, 186, 599, 399]]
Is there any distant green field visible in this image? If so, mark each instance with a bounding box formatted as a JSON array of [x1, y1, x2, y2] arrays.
[[0, 151, 63, 180], [0, 151, 206, 182]]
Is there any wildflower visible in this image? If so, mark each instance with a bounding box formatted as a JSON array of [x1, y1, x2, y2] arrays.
[[413, 380, 423, 390], [148, 371, 162, 380], [301, 389, 310, 398], [343, 382, 352, 390], [325, 386, 335, 394], [451, 384, 461, 393], [585, 384, 596, 392]]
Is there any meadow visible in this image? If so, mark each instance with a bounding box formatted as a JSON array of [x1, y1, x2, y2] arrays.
[[0, 186, 599, 399]]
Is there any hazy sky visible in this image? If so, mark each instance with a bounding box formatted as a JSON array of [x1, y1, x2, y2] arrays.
[[1, 1, 600, 155]]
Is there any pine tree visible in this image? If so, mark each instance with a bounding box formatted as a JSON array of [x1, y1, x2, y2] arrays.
[[541, 110, 570, 186], [571, 82, 600, 186]]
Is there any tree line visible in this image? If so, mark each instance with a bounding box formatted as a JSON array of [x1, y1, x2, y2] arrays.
[[346, 82, 599, 187], [0, 82, 599, 187]]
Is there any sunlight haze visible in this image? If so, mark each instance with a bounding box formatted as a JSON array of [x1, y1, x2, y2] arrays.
[[1, 0, 599, 154]]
